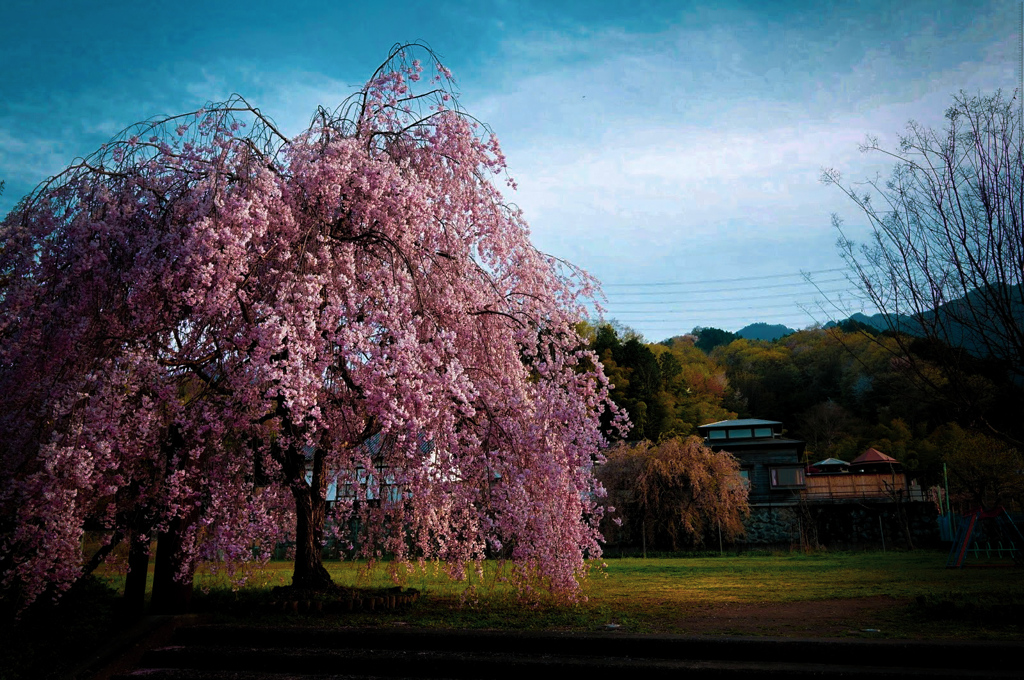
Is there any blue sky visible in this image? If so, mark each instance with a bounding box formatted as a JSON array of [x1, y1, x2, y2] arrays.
[[1, 1, 1017, 339]]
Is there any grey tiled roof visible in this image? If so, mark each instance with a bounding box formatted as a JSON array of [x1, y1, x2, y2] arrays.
[[698, 418, 782, 429]]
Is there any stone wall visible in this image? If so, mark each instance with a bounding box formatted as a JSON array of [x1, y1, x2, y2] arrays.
[[740, 506, 800, 545], [737, 500, 940, 550]]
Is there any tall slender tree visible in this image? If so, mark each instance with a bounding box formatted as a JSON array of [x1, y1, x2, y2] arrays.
[[823, 90, 1024, 439]]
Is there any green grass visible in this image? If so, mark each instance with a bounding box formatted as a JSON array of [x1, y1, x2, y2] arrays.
[[10, 528, 1021, 675], [5, 551, 1021, 678], [597, 551, 1022, 603], [92, 550, 1024, 638]]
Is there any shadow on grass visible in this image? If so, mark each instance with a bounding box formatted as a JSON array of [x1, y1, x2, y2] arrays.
[[5, 549, 1022, 679], [912, 592, 1024, 624], [1, 576, 123, 680]]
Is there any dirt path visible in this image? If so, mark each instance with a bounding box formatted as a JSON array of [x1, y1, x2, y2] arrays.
[[671, 596, 903, 636]]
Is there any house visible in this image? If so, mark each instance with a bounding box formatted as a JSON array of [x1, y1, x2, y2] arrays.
[[696, 419, 809, 546], [305, 432, 432, 507], [696, 419, 806, 506], [698, 419, 935, 549]]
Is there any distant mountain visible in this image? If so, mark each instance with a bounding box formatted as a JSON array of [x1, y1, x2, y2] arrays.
[[825, 283, 1023, 360], [735, 322, 796, 341], [824, 311, 908, 332], [846, 312, 893, 329]]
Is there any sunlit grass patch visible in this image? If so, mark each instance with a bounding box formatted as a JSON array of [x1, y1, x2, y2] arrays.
[[90, 550, 1024, 638]]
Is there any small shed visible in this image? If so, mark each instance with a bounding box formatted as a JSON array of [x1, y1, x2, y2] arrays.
[[850, 448, 902, 473], [807, 457, 850, 474]]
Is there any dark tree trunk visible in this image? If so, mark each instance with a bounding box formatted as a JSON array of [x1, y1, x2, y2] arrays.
[[151, 423, 193, 614], [81, 529, 123, 578], [897, 499, 915, 550], [290, 447, 333, 590], [151, 514, 194, 614], [121, 529, 150, 618], [291, 486, 332, 590]]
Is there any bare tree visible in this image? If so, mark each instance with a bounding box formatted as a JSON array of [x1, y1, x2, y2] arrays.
[[822, 91, 1024, 436], [798, 400, 853, 460]]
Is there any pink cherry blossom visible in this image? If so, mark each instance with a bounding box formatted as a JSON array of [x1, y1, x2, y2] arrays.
[[0, 44, 625, 608]]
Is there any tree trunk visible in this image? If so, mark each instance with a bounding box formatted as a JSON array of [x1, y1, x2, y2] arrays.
[[151, 514, 194, 614], [81, 529, 123, 578], [898, 499, 915, 550], [121, 529, 150, 618], [151, 423, 194, 614], [290, 447, 333, 590]]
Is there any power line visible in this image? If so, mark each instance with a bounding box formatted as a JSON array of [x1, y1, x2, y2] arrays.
[[602, 268, 846, 288], [599, 307, 863, 318], [597, 316, 833, 328], [598, 288, 860, 308], [607, 309, 825, 317], [591, 306, 867, 324], [604, 276, 851, 297]]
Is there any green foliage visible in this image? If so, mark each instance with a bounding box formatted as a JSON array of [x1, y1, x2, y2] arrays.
[[650, 338, 736, 437], [713, 337, 800, 422], [796, 400, 856, 460], [704, 327, 1021, 495], [616, 338, 664, 440], [590, 320, 1022, 506], [868, 418, 940, 476], [692, 326, 736, 354], [835, 317, 878, 335], [930, 424, 1024, 510], [589, 325, 736, 441]]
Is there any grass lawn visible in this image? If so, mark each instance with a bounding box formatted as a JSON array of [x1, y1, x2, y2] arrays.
[[4, 550, 1021, 679], [97, 550, 1024, 638]]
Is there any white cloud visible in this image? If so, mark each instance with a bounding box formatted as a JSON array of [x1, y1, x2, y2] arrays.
[[0, 125, 75, 204], [466, 11, 1016, 263], [435, 7, 1017, 337], [4, 2, 1013, 334]]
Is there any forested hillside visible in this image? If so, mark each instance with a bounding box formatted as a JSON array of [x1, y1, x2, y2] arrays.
[[588, 322, 1024, 510]]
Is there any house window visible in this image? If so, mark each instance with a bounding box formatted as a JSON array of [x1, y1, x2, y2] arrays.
[[738, 469, 751, 489], [769, 467, 805, 488], [709, 430, 727, 440], [729, 429, 752, 439], [754, 427, 773, 438]]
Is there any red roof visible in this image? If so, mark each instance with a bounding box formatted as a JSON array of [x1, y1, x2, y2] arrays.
[[852, 448, 898, 464]]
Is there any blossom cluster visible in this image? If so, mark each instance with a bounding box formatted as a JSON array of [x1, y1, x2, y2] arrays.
[[0, 44, 623, 606]]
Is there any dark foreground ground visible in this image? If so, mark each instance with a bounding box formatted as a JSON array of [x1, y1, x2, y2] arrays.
[[83, 620, 1023, 679], [5, 552, 1022, 678]]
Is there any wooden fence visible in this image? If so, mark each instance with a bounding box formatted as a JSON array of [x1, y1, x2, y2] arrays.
[[803, 473, 922, 501]]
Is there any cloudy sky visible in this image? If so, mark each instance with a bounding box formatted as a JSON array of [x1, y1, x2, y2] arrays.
[[1, 0, 1017, 339]]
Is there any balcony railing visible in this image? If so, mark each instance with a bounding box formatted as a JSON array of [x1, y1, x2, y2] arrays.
[[802, 473, 924, 501]]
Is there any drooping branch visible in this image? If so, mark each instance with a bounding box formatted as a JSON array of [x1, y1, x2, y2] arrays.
[[1, 42, 619, 608]]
